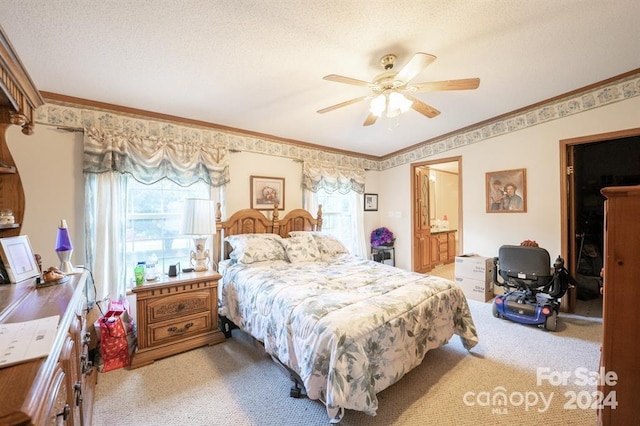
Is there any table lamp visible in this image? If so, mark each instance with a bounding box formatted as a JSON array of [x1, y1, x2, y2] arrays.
[[182, 199, 216, 271], [55, 219, 75, 274]]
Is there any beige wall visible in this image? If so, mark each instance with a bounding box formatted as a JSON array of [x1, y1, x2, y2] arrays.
[[7, 126, 84, 270], [6, 95, 640, 272], [379, 95, 640, 269]]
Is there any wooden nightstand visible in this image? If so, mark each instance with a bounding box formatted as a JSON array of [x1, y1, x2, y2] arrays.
[[130, 270, 225, 369]]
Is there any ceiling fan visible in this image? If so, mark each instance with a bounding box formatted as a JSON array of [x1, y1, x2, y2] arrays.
[[317, 52, 480, 126]]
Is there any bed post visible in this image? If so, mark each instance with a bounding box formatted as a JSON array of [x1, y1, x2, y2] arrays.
[[215, 202, 223, 265], [272, 203, 280, 235], [317, 204, 323, 231]]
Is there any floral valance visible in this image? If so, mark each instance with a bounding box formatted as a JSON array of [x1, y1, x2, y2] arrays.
[[302, 162, 366, 194], [83, 127, 230, 187]]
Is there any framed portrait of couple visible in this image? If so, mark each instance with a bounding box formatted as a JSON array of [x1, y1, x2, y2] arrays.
[[486, 168, 527, 213]]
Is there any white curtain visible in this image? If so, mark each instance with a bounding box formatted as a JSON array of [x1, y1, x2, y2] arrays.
[[302, 162, 367, 258], [83, 128, 229, 302], [84, 172, 127, 301]]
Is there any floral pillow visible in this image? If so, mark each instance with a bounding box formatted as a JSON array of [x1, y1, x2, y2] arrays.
[[282, 234, 322, 263], [225, 234, 287, 264], [288, 231, 349, 257]]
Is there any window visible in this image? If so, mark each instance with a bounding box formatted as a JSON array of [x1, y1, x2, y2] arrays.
[[316, 189, 361, 256], [125, 179, 210, 282]]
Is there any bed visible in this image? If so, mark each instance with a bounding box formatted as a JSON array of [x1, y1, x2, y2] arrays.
[[214, 204, 478, 423]]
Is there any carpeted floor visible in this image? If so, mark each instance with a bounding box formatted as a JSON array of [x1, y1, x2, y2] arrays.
[[93, 275, 603, 425]]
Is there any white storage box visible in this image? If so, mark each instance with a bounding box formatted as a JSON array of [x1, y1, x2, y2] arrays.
[[455, 276, 494, 302], [454, 255, 494, 282]]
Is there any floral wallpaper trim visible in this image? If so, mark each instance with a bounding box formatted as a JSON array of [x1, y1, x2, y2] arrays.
[[34, 71, 640, 172]]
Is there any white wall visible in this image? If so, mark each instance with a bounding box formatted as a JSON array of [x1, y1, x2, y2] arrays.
[[380, 95, 640, 269], [5, 95, 640, 273]]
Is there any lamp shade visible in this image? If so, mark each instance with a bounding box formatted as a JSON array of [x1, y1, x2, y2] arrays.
[[55, 219, 73, 252], [182, 199, 216, 236]]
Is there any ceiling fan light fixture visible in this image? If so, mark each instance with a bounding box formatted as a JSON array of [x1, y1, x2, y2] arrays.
[[388, 92, 413, 115], [320, 52, 478, 125], [370, 94, 386, 117]]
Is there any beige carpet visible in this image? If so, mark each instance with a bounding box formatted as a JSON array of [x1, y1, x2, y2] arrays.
[[93, 279, 603, 426]]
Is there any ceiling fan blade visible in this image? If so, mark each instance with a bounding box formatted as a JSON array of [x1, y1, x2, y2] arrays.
[[317, 96, 368, 114], [323, 74, 372, 87], [405, 94, 441, 118], [363, 113, 378, 126], [395, 53, 437, 84], [408, 78, 480, 92]]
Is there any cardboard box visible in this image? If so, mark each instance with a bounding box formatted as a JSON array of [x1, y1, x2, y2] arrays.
[[455, 276, 494, 302], [454, 255, 494, 282]]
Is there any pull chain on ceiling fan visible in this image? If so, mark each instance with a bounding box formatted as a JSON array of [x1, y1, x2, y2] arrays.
[[317, 52, 480, 126]]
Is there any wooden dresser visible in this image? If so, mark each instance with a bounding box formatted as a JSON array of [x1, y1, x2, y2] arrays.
[[598, 185, 640, 425], [0, 272, 97, 426], [130, 271, 225, 368]]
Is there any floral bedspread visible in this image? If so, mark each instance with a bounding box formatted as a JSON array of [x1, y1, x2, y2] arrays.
[[219, 255, 478, 420]]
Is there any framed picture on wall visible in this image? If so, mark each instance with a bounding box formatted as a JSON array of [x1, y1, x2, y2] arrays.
[[486, 168, 527, 213], [364, 193, 378, 211], [250, 176, 285, 210]]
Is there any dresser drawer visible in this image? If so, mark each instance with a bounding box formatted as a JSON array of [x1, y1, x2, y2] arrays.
[[146, 290, 212, 324], [149, 313, 212, 346]]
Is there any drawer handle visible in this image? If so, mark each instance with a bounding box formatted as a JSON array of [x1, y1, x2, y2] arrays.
[[167, 322, 193, 334], [177, 303, 186, 311]]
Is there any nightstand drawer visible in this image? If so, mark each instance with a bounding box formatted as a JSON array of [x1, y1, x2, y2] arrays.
[[150, 313, 211, 346], [147, 290, 212, 323]]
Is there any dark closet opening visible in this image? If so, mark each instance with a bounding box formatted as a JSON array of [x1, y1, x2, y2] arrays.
[[573, 135, 640, 300]]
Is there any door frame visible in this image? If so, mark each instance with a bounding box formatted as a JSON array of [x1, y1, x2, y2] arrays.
[[559, 126, 640, 311], [410, 156, 462, 272]]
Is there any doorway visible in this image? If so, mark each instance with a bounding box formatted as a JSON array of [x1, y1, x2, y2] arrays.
[[560, 127, 640, 313], [410, 156, 462, 273]]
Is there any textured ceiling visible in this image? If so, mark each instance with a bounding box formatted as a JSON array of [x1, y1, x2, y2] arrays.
[[3, 1, 639, 157]]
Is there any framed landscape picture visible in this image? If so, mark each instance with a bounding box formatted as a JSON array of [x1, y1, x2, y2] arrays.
[[486, 168, 527, 213], [250, 176, 285, 210]]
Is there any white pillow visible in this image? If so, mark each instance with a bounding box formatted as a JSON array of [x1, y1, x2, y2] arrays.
[[282, 234, 322, 263], [225, 234, 287, 264]]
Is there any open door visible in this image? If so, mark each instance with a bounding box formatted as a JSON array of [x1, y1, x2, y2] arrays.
[[413, 166, 432, 273], [562, 145, 578, 312], [411, 156, 462, 273]]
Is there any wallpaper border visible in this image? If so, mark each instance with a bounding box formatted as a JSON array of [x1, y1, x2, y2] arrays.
[[34, 70, 640, 172]]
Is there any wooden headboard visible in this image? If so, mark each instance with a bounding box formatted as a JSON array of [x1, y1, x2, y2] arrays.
[[214, 203, 323, 262]]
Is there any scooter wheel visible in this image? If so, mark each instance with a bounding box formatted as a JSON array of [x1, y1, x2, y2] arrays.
[[544, 311, 558, 331], [492, 303, 500, 318]]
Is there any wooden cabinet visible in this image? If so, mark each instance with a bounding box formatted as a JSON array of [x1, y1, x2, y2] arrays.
[[598, 185, 640, 425], [0, 26, 45, 238], [0, 272, 97, 426], [130, 271, 225, 368], [429, 230, 457, 266]]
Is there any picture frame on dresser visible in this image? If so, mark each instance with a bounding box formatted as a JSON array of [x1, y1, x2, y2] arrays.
[[0, 235, 39, 283]]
